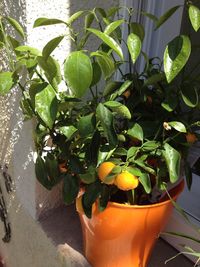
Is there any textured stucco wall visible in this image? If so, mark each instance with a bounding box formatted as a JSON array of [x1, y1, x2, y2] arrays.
[[0, 1, 119, 266]]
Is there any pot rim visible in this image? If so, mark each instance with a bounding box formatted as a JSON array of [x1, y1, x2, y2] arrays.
[[106, 179, 184, 209]]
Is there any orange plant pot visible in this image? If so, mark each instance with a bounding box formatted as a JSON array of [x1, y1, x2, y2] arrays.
[[78, 180, 184, 267]]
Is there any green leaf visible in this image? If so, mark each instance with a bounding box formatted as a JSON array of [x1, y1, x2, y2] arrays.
[[35, 155, 52, 190], [103, 81, 122, 97], [126, 166, 142, 176], [127, 33, 142, 64], [114, 147, 127, 156], [37, 56, 62, 88], [127, 123, 143, 141], [42, 36, 64, 60], [64, 51, 92, 97], [5, 16, 25, 38], [33, 17, 67, 27], [161, 90, 178, 112], [63, 173, 79, 204], [141, 12, 158, 22], [20, 98, 34, 120], [91, 62, 102, 86], [45, 154, 59, 182], [84, 13, 95, 29], [77, 113, 96, 137], [92, 51, 115, 79], [155, 6, 180, 30], [162, 143, 181, 183], [189, 5, 200, 32], [59, 125, 77, 139], [127, 147, 139, 161], [168, 121, 186, 133], [96, 103, 118, 149], [35, 84, 58, 128], [15, 45, 42, 56], [79, 166, 96, 184], [0, 72, 14, 95], [110, 80, 132, 100], [82, 181, 101, 218], [164, 35, 191, 83], [184, 161, 192, 190], [142, 141, 160, 151], [144, 73, 165, 86], [67, 11, 84, 24], [85, 131, 101, 165], [99, 185, 110, 212], [139, 173, 151, 194], [130, 22, 145, 41], [181, 84, 198, 107], [87, 28, 123, 59], [104, 101, 131, 119], [104, 19, 124, 35]]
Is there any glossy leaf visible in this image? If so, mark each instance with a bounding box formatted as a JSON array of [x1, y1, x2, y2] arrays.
[[127, 33, 141, 64], [141, 12, 158, 22], [168, 121, 186, 133], [181, 84, 198, 107], [84, 13, 95, 29], [42, 36, 64, 60], [92, 51, 115, 79], [15, 45, 42, 56], [0, 72, 14, 95], [130, 22, 145, 41], [5, 16, 25, 38], [87, 28, 123, 59], [85, 131, 101, 165], [127, 147, 139, 160], [104, 101, 131, 119], [103, 81, 122, 97], [33, 17, 67, 27], [104, 19, 124, 35], [127, 123, 143, 141], [139, 173, 151, 194], [184, 161, 192, 190], [110, 80, 132, 100], [67, 11, 84, 24], [144, 73, 165, 86], [35, 84, 58, 128], [91, 62, 102, 86], [155, 6, 180, 30], [162, 143, 181, 183], [164, 35, 191, 83], [82, 181, 101, 218], [59, 126, 77, 139], [64, 51, 92, 97], [45, 154, 59, 182], [142, 141, 160, 151], [189, 5, 200, 32], [37, 56, 62, 88], [63, 173, 79, 204], [77, 113, 96, 137], [35, 155, 52, 190], [162, 92, 178, 112], [96, 103, 118, 148], [99, 185, 110, 212], [126, 166, 142, 176], [79, 166, 96, 184]]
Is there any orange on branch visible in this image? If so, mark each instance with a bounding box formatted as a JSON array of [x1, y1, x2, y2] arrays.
[[115, 171, 139, 191], [98, 162, 116, 184], [186, 132, 198, 144]]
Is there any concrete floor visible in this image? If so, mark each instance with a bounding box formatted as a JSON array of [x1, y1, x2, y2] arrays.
[[40, 204, 193, 267]]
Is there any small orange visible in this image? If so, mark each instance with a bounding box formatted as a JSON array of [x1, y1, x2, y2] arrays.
[[146, 96, 152, 105], [98, 162, 116, 184], [59, 162, 68, 173], [115, 171, 139, 191], [123, 90, 131, 99], [186, 132, 198, 144]]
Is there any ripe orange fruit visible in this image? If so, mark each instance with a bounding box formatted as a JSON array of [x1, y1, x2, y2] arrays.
[[115, 171, 139, 191], [59, 162, 68, 173], [186, 132, 198, 144], [123, 90, 131, 99], [98, 162, 116, 184]]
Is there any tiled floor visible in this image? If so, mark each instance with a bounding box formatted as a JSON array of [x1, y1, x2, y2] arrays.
[[40, 204, 193, 267]]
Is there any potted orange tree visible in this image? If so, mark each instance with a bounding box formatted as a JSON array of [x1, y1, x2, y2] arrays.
[[0, 2, 200, 266]]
